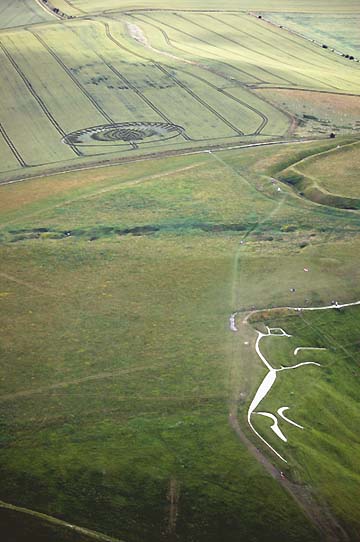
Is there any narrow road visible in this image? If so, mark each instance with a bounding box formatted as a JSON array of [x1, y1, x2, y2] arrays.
[[0, 137, 320, 188], [228, 406, 348, 541]]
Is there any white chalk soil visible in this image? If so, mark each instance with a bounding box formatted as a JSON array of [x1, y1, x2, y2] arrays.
[[231, 299, 360, 462]]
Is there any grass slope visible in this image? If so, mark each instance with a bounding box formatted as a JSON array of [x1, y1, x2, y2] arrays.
[[0, 2, 359, 540], [2, 141, 355, 541], [277, 140, 360, 209], [248, 306, 360, 539], [296, 142, 360, 199]]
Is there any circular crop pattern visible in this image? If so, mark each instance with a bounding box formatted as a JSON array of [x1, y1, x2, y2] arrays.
[[63, 122, 184, 146]]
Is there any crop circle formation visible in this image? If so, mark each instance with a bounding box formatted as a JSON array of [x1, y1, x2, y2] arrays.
[[62, 122, 184, 146]]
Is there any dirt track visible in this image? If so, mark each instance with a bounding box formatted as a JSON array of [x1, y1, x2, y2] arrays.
[[0, 136, 320, 187], [228, 300, 360, 541], [228, 405, 349, 541], [0, 499, 125, 542]]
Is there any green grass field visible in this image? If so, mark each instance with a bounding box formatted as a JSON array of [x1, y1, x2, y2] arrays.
[[1, 138, 360, 541], [1, 1, 359, 541], [264, 12, 360, 57], [248, 305, 360, 539], [276, 141, 360, 209], [295, 142, 360, 198]]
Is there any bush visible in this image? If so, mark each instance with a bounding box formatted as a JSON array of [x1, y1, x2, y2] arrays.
[[278, 172, 304, 186], [281, 224, 297, 232]]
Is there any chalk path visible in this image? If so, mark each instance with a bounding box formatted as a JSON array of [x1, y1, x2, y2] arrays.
[[294, 347, 327, 356], [247, 327, 320, 462], [278, 407, 304, 430], [231, 299, 360, 462]]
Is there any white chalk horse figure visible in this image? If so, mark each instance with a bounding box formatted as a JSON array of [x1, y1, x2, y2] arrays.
[[248, 326, 325, 463]]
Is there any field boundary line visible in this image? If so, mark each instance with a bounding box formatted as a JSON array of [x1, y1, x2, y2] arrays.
[[99, 52, 187, 139], [209, 13, 352, 91], [61, 0, 87, 16], [238, 13, 359, 72], [241, 300, 360, 325], [29, 30, 141, 149], [175, 66, 269, 134], [0, 271, 59, 297], [29, 30, 116, 124], [0, 40, 81, 156], [33, 0, 62, 21], [291, 164, 360, 206], [110, 9, 246, 15], [125, 16, 270, 135], [176, 13, 295, 86], [285, 139, 360, 172], [153, 62, 244, 136], [137, 12, 265, 84], [253, 86, 360, 97], [0, 137, 321, 188], [0, 363, 166, 403], [0, 500, 126, 542], [0, 163, 204, 227], [0, 123, 27, 168], [96, 21, 191, 142], [247, 11, 359, 66]]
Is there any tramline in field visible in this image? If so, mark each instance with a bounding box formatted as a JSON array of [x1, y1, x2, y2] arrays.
[[0, 2, 359, 182], [0, 2, 360, 542]]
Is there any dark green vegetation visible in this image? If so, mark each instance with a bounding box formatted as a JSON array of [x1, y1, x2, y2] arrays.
[[0, 503, 122, 542]]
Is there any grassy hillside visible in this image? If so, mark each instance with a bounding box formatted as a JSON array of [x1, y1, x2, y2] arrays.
[[247, 305, 360, 540], [255, 89, 360, 137], [276, 140, 360, 209], [295, 142, 360, 198], [0, 1, 359, 541], [0, 138, 359, 540]]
